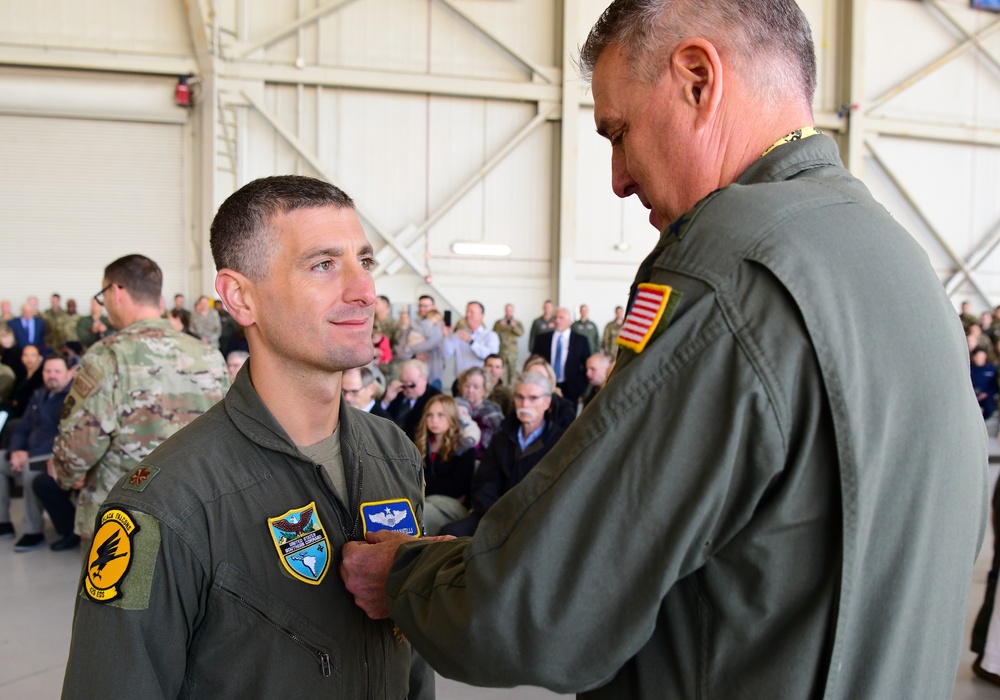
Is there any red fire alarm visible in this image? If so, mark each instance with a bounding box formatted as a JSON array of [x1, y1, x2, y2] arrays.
[[176, 76, 191, 107]]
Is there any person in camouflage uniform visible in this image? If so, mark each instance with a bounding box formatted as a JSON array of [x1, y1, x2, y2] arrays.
[[601, 305, 625, 358], [58, 298, 81, 344], [52, 255, 229, 537], [492, 304, 523, 386], [570, 304, 600, 356], [42, 293, 71, 350]]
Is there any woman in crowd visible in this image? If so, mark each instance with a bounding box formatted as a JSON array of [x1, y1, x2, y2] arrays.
[[457, 366, 504, 454], [413, 394, 477, 535], [1, 344, 44, 418]]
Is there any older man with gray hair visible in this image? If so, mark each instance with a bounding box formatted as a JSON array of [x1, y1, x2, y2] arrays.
[[439, 371, 565, 538], [341, 2, 986, 697]]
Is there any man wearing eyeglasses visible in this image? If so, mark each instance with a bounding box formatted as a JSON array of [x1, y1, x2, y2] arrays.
[[439, 371, 564, 538], [52, 254, 229, 543], [342, 365, 390, 419], [383, 358, 440, 441]]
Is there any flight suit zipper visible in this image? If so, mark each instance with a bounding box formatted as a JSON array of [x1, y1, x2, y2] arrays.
[[232, 592, 332, 677]]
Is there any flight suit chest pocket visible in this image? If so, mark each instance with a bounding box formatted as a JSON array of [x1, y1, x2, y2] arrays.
[[211, 561, 341, 679]]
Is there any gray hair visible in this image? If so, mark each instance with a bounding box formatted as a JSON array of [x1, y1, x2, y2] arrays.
[[400, 358, 429, 379], [515, 371, 552, 397], [578, 0, 816, 107]]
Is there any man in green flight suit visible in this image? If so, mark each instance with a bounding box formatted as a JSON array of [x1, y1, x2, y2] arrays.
[[60, 177, 429, 700], [341, 1, 988, 698]]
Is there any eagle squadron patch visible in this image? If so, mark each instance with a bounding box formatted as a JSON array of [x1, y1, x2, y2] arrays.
[[617, 283, 679, 354], [85, 509, 139, 604], [268, 502, 330, 585], [361, 499, 420, 538]]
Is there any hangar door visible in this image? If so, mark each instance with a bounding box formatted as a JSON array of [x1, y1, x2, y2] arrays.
[[0, 114, 186, 308]]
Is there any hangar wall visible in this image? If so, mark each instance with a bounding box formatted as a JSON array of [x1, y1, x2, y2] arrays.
[[0, 0, 998, 350]]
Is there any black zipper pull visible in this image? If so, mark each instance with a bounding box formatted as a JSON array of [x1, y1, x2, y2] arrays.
[[318, 651, 332, 677]]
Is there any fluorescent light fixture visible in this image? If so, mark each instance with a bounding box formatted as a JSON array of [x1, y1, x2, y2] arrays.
[[451, 242, 512, 257]]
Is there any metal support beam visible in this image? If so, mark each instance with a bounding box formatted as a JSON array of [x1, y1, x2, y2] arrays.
[[865, 116, 1000, 148], [434, 0, 558, 83], [555, 0, 582, 305], [0, 44, 197, 77], [373, 104, 558, 274], [222, 62, 561, 103], [929, 1, 1000, 80], [866, 138, 993, 307], [944, 217, 1000, 295], [839, 0, 867, 176], [240, 89, 462, 311], [182, 0, 220, 298], [229, 0, 359, 59], [866, 10, 1000, 114]]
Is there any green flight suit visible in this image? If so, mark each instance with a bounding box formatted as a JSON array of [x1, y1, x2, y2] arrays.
[[382, 135, 988, 699], [62, 365, 426, 699]]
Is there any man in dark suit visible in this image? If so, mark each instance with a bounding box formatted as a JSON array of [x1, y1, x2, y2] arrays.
[[382, 359, 440, 440], [10, 301, 46, 351], [531, 307, 590, 402], [343, 365, 391, 419]]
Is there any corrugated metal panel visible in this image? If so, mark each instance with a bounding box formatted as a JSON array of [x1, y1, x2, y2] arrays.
[[0, 114, 186, 308], [0, 0, 191, 56]]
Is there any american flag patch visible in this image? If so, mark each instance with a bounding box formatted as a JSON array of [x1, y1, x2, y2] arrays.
[[616, 283, 674, 354]]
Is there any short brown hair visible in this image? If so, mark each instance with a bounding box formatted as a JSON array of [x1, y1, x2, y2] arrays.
[[210, 175, 355, 281], [104, 255, 162, 306]]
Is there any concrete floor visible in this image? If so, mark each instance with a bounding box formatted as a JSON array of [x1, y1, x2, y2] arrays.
[[1, 472, 998, 700]]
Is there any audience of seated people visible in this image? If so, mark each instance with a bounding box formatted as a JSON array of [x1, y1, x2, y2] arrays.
[[439, 371, 567, 537], [0, 351, 77, 551], [0, 288, 626, 554]]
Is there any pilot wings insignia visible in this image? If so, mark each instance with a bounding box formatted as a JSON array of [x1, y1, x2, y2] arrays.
[[360, 498, 420, 538], [368, 508, 408, 528]]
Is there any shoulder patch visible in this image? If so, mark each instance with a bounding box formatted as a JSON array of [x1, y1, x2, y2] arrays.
[[83, 509, 140, 604], [616, 283, 682, 354], [361, 498, 420, 538], [60, 395, 76, 420], [122, 465, 161, 492], [268, 502, 330, 585], [72, 369, 98, 400]]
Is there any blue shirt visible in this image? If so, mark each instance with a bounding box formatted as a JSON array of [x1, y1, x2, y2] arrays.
[[517, 420, 546, 452]]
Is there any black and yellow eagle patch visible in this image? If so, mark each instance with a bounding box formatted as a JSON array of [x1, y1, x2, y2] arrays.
[[84, 509, 139, 604]]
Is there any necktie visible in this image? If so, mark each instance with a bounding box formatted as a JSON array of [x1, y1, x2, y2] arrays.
[[24, 318, 33, 345], [554, 334, 564, 382]]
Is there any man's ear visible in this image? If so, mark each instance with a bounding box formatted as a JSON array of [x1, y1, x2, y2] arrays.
[[671, 38, 723, 124], [216, 270, 256, 327]]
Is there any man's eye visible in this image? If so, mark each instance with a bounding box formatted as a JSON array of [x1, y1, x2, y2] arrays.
[[315, 261, 332, 271], [361, 257, 379, 271]]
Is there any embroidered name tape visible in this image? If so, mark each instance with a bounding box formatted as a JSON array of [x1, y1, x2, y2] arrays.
[[361, 499, 420, 538], [268, 502, 330, 585], [616, 283, 678, 354], [85, 509, 139, 604]]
